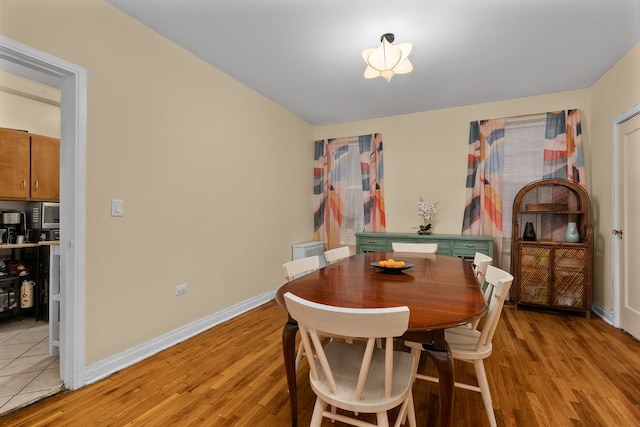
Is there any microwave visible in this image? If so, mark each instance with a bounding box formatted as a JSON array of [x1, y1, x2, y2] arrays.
[[29, 202, 60, 230]]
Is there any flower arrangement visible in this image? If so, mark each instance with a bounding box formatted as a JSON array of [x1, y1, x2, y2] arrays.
[[417, 198, 439, 234]]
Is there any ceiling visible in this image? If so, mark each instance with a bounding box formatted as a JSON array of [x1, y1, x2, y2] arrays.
[[106, 0, 640, 126]]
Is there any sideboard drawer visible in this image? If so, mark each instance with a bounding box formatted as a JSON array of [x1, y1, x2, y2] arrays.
[[359, 244, 387, 253], [452, 240, 491, 259], [452, 240, 491, 252], [358, 237, 386, 253]]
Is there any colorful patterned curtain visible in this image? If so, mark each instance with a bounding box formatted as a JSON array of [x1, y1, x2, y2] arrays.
[[462, 119, 506, 266], [314, 133, 385, 249], [462, 110, 586, 267], [543, 109, 586, 187], [543, 109, 586, 238]]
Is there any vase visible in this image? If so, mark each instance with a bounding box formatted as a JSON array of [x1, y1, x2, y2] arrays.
[[565, 222, 580, 243], [523, 222, 536, 241], [418, 224, 432, 235]]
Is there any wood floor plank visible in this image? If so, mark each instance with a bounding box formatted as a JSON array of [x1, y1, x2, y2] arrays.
[[1, 300, 640, 426]]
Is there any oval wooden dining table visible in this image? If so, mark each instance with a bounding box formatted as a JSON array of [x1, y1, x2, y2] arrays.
[[275, 251, 488, 427]]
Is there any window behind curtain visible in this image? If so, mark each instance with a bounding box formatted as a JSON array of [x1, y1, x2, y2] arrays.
[[339, 141, 365, 245], [502, 118, 546, 260], [314, 133, 385, 250]]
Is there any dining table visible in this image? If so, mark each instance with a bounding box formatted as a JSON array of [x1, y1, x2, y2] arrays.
[[275, 251, 488, 427]]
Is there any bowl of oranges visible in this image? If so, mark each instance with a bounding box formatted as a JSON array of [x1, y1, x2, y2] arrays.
[[371, 259, 414, 273]]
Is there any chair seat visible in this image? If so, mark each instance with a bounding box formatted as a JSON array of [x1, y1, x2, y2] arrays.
[[310, 341, 415, 414], [444, 328, 493, 359]]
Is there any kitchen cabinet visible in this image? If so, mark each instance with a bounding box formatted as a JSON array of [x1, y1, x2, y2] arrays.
[[510, 179, 593, 318], [30, 133, 60, 201], [0, 128, 31, 199], [0, 128, 59, 201], [355, 232, 493, 260]]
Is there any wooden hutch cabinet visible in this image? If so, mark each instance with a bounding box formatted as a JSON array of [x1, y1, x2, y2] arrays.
[[510, 179, 593, 318]]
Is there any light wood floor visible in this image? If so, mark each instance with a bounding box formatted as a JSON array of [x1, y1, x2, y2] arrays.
[[1, 300, 639, 426]]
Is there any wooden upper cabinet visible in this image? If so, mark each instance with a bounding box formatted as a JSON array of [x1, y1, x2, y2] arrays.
[[0, 128, 59, 201], [30, 134, 60, 201], [0, 128, 31, 199]]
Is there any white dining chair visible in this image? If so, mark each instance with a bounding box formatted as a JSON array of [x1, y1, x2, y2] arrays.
[[391, 242, 438, 253], [405, 265, 513, 427], [473, 252, 493, 288], [284, 292, 417, 427], [324, 246, 351, 264], [468, 252, 493, 330], [282, 255, 322, 370], [282, 255, 320, 282]]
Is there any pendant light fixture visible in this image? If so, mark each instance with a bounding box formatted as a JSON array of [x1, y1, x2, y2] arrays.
[[362, 33, 413, 82]]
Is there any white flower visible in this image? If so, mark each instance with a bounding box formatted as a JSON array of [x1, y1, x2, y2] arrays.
[[417, 198, 439, 224]]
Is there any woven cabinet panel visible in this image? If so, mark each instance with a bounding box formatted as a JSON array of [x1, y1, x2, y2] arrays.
[[553, 281, 586, 309], [518, 245, 551, 305], [555, 247, 587, 270], [519, 283, 549, 305], [520, 266, 551, 284], [521, 246, 551, 268]]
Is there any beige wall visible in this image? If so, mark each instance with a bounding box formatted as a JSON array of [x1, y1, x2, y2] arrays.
[[314, 43, 640, 312], [1, 0, 313, 364], [2, 0, 638, 369], [0, 71, 61, 137], [313, 91, 592, 235], [589, 43, 640, 309]]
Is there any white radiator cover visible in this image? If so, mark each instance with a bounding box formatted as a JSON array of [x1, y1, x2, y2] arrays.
[[292, 241, 326, 268]]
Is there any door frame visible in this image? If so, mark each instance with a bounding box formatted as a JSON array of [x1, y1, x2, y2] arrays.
[[0, 36, 87, 389], [612, 103, 640, 328]]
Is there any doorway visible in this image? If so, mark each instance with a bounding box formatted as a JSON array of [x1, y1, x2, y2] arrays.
[[0, 75, 62, 415], [0, 36, 87, 390], [613, 104, 640, 340]]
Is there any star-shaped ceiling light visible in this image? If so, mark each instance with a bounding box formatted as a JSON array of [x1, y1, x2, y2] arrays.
[[362, 33, 413, 82]]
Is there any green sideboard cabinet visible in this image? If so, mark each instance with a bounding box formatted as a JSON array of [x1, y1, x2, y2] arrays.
[[355, 232, 493, 260]]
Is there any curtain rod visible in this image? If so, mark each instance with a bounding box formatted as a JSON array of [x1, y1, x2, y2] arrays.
[[504, 113, 547, 124]]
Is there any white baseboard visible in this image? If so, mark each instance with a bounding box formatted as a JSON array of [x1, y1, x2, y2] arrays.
[[84, 290, 276, 385], [591, 302, 613, 325]]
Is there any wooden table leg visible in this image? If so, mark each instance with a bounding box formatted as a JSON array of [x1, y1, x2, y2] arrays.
[[282, 315, 298, 427], [422, 334, 454, 427]]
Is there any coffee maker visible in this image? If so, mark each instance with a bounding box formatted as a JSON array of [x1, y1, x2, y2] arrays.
[[1, 211, 27, 244]]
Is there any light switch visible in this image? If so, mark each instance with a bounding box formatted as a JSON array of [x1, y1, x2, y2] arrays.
[[111, 199, 123, 217]]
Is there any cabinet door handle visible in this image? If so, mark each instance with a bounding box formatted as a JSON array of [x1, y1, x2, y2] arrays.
[[34, 180, 39, 190], [464, 244, 476, 248], [22, 180, 26, 189]]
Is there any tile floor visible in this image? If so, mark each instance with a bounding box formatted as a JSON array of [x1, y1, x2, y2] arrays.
[[0, 317, 62, 417]]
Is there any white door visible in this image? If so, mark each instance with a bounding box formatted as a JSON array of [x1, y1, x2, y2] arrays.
[[617, 112, 640, 340]]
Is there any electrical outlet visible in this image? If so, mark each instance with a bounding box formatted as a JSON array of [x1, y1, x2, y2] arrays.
[[176, 283, 188, 296]]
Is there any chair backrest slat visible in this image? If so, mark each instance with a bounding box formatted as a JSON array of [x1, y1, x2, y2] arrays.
[[392, 242, 438, 253], [476, 265, 513, 350], [284, 292, 410, 339], [355, 338, 377, 399], [472, 252, 493, 287], [324, 246, 351, 264], [282, 255, 320, 281]]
